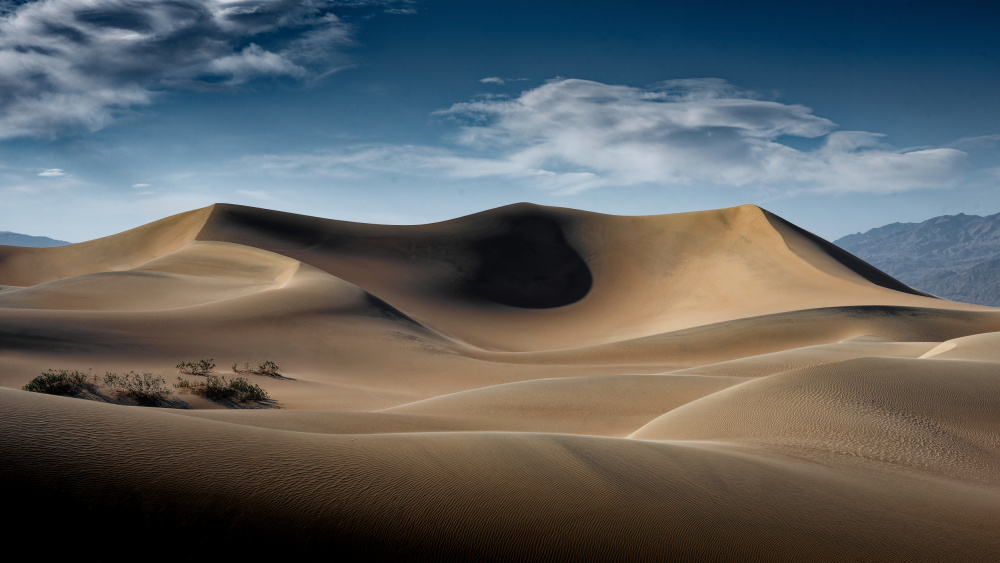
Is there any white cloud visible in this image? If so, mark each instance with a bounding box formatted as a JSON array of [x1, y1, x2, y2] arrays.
[[208, 43, 307, 84], [786, 132, 967, 194], [239, 78, 969, 195], [131, 183, 150, 188], [431, 78, 966, 193], [0, 0, 406, 139], [38, 168, 68, 177], [479, 76, 528, 85]]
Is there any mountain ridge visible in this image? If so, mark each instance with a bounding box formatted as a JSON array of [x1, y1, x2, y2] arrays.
[[0, 230, 70, 248], [835, 211, 1000, 306]]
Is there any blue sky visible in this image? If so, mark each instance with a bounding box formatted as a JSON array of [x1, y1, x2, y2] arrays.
[[1, 0, 998, 242]]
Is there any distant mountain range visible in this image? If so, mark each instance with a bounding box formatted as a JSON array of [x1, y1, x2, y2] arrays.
[[835, 212, 1000, 306], [0, 231, 70, 247]]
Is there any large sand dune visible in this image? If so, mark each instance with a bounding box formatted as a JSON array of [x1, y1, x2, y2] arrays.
[[2, 203, 1000, 560]]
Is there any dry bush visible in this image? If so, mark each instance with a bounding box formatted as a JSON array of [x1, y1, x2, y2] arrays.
[[177, 359, 216, 376], [176, 375, 269, 403], [232, 360, 281, 377], [22, 369, 94, 396], [103, 371, 171, 405]]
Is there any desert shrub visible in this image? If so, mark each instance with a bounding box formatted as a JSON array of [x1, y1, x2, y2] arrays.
[[256, 361, 280, 377], [228, 377, 269, 402], [180, 375, 269, 403], [232, 360, 281, 377], [177, 358, 216, 376], [22, 369, 92, 396], [103, 371, 170, 404], [199, 376, 232, 400], [198, 358, 217, 374]]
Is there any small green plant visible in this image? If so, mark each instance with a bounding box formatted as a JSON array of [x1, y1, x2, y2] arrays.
[[232, 360, 281, 377], [176, 358, 216, 376], [22, 369, 93, 396], [103, 371, 171, 405]]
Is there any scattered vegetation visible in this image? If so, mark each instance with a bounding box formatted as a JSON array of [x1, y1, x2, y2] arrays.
[[23, 357, 277, 408], [22, 369, 95, 396], [103, 371, 171, 405], [176, 375, 269, 404], [232, 360, 281, 377], [176, 359, 216, 376]]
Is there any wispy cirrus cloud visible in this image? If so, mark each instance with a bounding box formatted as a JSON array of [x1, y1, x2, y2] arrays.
[[0, 0, 411, 139], [244, 78, 968, 195], [479, 76, 528, 85], [951, 134, 1000, 149]]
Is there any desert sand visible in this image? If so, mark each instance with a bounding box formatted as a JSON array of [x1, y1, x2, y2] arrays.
[[2, 202, 1000, 560]]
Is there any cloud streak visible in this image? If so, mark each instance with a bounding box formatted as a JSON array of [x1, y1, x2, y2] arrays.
[[479, 76, 528, 85], [247, 78, 968, 195], [0, 0, 405, 139]]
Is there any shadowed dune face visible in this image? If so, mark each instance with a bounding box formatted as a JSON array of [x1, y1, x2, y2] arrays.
[[4, 202, 1000, 560], [762, 209, 931, 297], [462, 213, 592, 308], [200, 203, 592, 309]]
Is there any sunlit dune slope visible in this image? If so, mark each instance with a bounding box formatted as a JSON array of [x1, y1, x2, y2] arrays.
[[0, 206, 212, 286], [631, 355, 1000, 483], [0, 242, 298, 311], [381, 373, 747, 437]]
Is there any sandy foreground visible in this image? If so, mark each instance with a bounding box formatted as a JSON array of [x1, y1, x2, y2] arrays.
[[2, 202, 1000, 560]]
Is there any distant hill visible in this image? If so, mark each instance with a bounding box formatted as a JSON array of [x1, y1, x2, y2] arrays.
[[0, 231, 70, 247], [835, 212, 1000, 306]]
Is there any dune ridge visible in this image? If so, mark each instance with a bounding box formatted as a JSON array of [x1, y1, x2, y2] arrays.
[[2, 202, 1000, 560]]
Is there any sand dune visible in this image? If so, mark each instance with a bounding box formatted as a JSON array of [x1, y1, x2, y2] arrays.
[[918, 330, 1000, 361], [193, 203, 987, 351], [2, 202, 1000, 559], [632, 356, 1000, 482], [5, 389, 1000, 561], [382, 373, 748, 436], [0, 206, 211, 286], [0, 242, 298, 311]]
